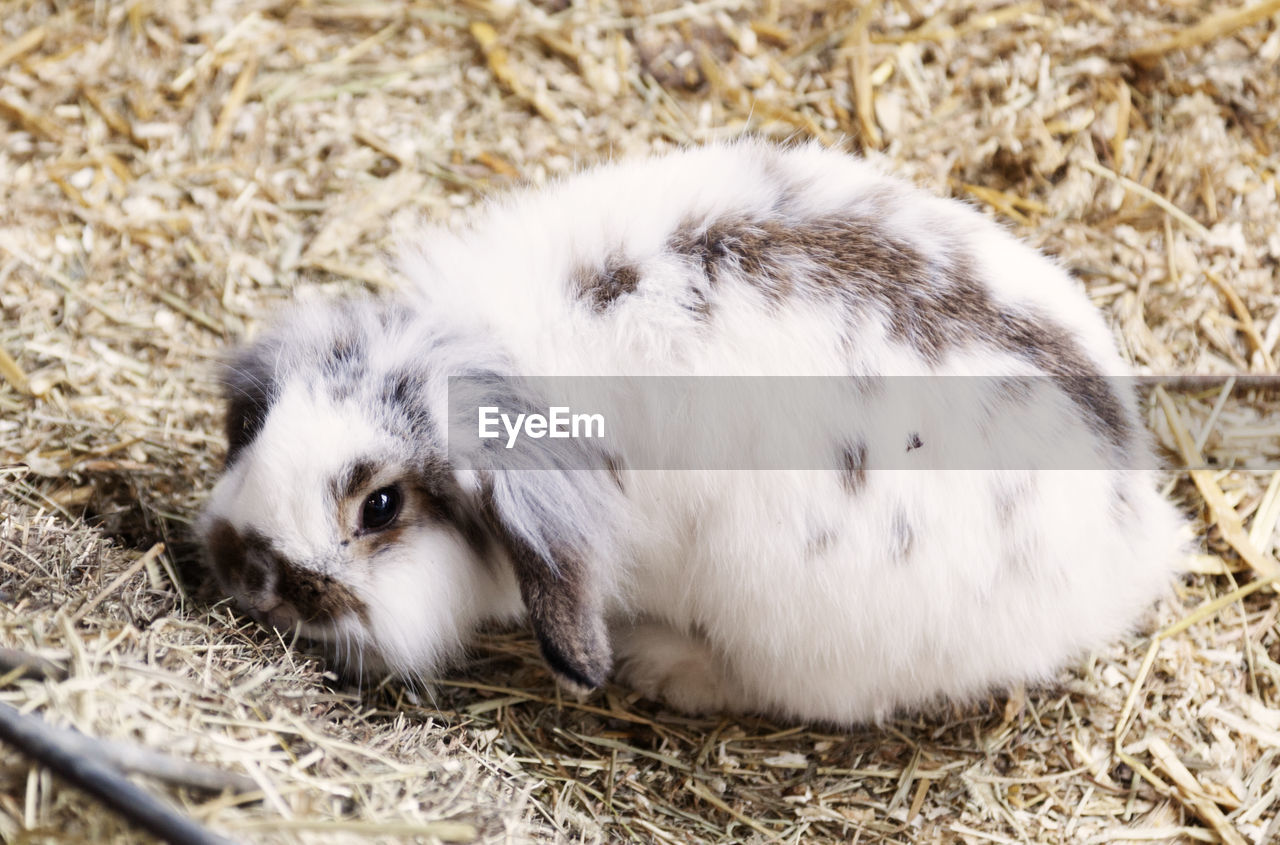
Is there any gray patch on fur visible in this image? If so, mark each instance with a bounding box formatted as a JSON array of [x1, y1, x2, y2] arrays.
[[380, 365, 437, 441], [848, 374, 883, 400], [220, 344, 280, 464], [804, 528, 839, 560], [318, 302, 415, 402], [993, 474, 1036, 523], [405, 457, 493, 561], [991, 473, 1042, 576], [840, 440, 868, 494]]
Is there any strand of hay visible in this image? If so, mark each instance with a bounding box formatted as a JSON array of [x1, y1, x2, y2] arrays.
[[1128, 0, 1280, 65]]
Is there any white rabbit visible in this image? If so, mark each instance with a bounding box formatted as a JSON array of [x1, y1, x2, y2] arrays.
[[198, 141, 1185, 724]]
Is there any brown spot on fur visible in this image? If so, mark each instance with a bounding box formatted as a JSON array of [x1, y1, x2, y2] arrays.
[[849, 375, 883, 399], [990, 376, 1035, 406], [241, 557, 267, 592], [204, 519, 368, 625], [996, 310, 1129, 449], [405, 462, 491, 560], [334, 459, 377, 502], [277, 567, 366, 623], [906, 432, 923, 452], [840, 440, 868, 494], [603, 452, 625, 492], [243, 530, 368, 624], [686, 287, 712, 321], [670, 218, 746, 286], [669, 214, 1130, 448], [577, 259, 641, 311]]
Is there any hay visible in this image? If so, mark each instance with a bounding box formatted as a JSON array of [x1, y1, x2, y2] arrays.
[[2, 0, 1279, 841]]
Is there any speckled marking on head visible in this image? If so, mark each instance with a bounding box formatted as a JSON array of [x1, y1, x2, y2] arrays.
[[220, 341, 280, 465]]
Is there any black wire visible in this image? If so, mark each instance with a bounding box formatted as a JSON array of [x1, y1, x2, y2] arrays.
[[0, 702, 239, 845]]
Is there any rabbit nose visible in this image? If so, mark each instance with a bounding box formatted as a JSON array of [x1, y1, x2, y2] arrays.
[[238, 540, 288, 615], [240, 546, 277, 589], [261, 603, 302, 631], [240, 556, 271, 594]]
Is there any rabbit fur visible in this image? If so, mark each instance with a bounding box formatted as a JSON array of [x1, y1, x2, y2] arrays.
[[198, 141, 1185, 724]]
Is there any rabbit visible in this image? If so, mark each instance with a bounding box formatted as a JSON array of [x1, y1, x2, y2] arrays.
[[197, 140, 1186, 725]]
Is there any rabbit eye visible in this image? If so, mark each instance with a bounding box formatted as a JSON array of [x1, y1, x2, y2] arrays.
[[360, 486, 401, 532]]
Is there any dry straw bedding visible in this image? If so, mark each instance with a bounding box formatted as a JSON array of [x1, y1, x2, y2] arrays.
[[1, 0, 1279, 842]]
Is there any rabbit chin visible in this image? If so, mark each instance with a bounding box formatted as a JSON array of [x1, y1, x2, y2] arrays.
[[326, 534, 526, 685], [276, 614, 393, 681], [295, 596, 461, 685]]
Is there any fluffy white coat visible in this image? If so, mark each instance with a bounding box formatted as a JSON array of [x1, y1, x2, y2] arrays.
[[201, 141, 1185, 724]]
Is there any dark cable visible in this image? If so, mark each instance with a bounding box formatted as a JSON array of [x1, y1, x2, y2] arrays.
[[0, 703, 239, 845]]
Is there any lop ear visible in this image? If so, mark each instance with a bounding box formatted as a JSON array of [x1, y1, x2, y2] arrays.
[[481, 473, 612, 691], [481, 468, 616, 691], [454, 372, 617, 691]]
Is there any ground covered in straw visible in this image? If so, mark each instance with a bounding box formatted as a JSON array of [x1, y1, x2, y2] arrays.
[[2, 0, 1280, 842]]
